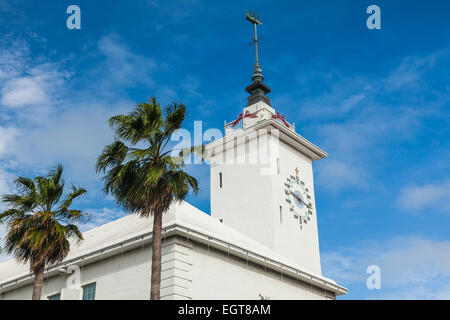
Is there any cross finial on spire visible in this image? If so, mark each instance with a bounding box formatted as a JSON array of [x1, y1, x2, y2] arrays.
[[244, 11, 271, 107], [246, 11, 264, 82]]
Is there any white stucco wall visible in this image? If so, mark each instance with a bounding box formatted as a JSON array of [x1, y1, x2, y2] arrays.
[[0, 242, 153, 300], [270, 138, 322, 274], [188, 239, 333, 300], [209, 123, 322, 274]]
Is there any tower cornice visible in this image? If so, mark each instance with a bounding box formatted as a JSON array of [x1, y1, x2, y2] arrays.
[[208, 119, 328, 162]]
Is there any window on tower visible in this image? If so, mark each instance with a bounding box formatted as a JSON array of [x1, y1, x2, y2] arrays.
[[219, 172, 223, 188]]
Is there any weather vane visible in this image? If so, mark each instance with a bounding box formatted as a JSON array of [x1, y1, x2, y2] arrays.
[[246, 11, 264, 82]]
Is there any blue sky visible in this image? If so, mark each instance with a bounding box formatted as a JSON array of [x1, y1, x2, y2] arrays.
[[0, 0, 449, 299]]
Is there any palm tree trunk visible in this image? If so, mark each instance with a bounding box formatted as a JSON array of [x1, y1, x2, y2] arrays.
[[150, 210, 163, 300], [32, 263, 45, 300]]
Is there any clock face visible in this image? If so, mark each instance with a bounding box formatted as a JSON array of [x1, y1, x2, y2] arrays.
[[284, 169, 313, 229]]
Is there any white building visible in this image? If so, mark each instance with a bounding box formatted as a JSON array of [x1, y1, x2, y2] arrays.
[[0, 20, 348, 300], [0, 99, 348, 300]]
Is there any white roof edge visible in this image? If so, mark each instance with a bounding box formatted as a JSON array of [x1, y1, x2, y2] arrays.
[[206, 119, 328, 161], [0, 202, 347, 295]]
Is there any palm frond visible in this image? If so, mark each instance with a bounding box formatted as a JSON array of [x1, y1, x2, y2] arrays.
[[59, 186, 87, 211], [163, 102, 186, 136], [48, 164, 64, 186], [13, 177, 36, 194], [0, 208, 26, 222], [96, 140, 129, 173], [108, 99, 163, 145]]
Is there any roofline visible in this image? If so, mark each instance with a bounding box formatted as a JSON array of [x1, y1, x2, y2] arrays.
[[0, 220, 347, 296], [170, 224, 348, 296], [206, 119, 328, 161]]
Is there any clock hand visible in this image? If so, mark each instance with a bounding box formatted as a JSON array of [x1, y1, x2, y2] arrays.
[[290, 191, 306, 205], [290, 191, 313, 209]]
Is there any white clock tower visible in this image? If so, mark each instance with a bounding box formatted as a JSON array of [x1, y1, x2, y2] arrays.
[[206, 13, 328, 275]]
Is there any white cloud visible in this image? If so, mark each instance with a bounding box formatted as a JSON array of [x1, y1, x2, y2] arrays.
[[0, 38, 29, 81], [1, 76, 48, 107], [0, 168, 12, 197], [384, 50, 445, 90], [397, 180, 450, 213], [0, 39, 69, 120], [0, 126, 17, 156], [322, 236, 450, 299]]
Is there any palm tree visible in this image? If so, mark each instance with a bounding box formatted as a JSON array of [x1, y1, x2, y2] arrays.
[[0, 165, 86, 300], [96, 97, 200, 300]]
